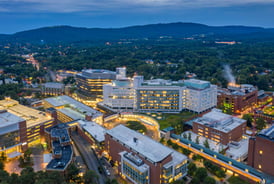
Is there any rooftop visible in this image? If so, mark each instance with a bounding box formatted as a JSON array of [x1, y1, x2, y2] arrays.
[[194, 108, 246, 133], [0, 110, 23, 135], [42, 82, 64, 89], [44, 95, 101, 117], [184, 79, 210, 90], [120, 151, 149, 173], [58, 108, 84, 120], [141, 79, 185, 87], [46, 123, 73, 171], [0, 98, 53, 128], [226, 138, 249, 161], [219, 84, 257, 96], [78, 120, 106, 142], [78, 69, 117, 79], [106, 124, 187, 163], [258, 125, 274, 141]]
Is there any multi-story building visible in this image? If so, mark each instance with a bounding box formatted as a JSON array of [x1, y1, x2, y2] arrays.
[[135, 79, 185, 113], [56, 69, 78, 82], [41, 82, 65, 96], [134, 78, 217, 113], [45, 123, 73, 172], [76, 69, 117, 101], [0, 98, 55, 158], [192, 108, 246, 145], [102, 79, 135, 112], [217, 84, 258, 114], [116, 67, 127, 79], [44, 95, 103, 124], [184, 79, 217, 113], [105, 125, 188, 184], [248, 125, 274, 176]]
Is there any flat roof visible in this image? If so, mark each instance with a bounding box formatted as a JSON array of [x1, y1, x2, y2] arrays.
[[59, 108, 84, 120], [171, 133, 274, 184], [43, 82, 64, 88], [106, 125, 186, 163], [78, 69, 117, 79], [0, 99, 53, 128], [141, 79, 185, 87], [184, 79, 210, 90], [0, 110, 22, 134], [46, 123, 73, 171], [120, 151, 149, 173], [0, 110, 24, 127], [44, 95, 101, 116], [195, 109, 246, 133], [258, 125, 274, 141], [226, 138, 249, 161], [78, 120, 106, 142]]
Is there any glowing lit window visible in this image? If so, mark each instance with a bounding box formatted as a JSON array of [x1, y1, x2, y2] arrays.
[[258, 165, 262, 169], [259, 150, 263, 155]]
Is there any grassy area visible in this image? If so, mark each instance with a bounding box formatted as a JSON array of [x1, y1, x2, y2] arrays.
[[126, 121, 147, 134], [158, 111, 197, 133], [227, 176, 250, 184], [263, 105, 274, 116]]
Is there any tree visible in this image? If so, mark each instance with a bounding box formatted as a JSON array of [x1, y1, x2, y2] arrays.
[[194, 168, 208, 182], [19, 167, 36, 184], [167, 139, 172, 146], [8, 173, 20, 184], [171, 179, 185, 184], [106, 178, 119, 184], [204, 176, 216, 184], [187, 162, 197, 176], [0, 152, 7, 162], [242, 114, 253, 127], [160, 137, 165, 144], [204, 139, 210, 149], [188, 132, 192, 141], [0, 161, 4, 170], [255, 118, 266, 131], [83, 170, 98, 184], [190, 176, 199, 184], [65, 163, 80, 183], [195, 136, 199, 144]]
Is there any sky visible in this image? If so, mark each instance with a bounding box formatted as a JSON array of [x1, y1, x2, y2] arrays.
[[1, 0, 274, 34]]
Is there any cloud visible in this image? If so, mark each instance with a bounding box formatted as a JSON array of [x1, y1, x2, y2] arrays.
[[1, 0, 274, 13]]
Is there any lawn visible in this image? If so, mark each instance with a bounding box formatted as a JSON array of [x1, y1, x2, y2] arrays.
[[158, 111, 197, 133]]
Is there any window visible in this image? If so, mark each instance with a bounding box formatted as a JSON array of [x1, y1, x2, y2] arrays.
[[259, 150, 263, 155], [258, 165, 262, 169]]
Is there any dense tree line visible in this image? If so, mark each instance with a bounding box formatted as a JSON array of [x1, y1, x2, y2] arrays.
[[1, 39, 274, 90], [32, 41, 274, 90]]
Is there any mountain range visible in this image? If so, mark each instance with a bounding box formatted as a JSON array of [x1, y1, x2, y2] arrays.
[[1, 22, 274, 43]]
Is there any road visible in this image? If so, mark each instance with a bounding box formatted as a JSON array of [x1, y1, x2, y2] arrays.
[[71, 132, 106, 184]]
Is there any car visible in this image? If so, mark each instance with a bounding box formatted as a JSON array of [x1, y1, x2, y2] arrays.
[[106, 170, 111, 176]]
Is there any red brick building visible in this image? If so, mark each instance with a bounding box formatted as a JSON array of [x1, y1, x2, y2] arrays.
[[248, 126, 274, 176], [105, 125, 188, 184], [217, 84, 258, 114], [0, 98, 55, 158], [192, 109, 246, 145]]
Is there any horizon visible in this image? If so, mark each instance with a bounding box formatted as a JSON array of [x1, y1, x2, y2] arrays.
[[1, 21, 274, 35], [1, 0, 274, 34]]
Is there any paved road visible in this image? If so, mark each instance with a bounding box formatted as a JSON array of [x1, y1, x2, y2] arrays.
[[71, 132, 106, 184]]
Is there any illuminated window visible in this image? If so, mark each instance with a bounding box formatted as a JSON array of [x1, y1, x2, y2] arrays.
[[258, 165, 262, 169], [259, 150, 263, 155]]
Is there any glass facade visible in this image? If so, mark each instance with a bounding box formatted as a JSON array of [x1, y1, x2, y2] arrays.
[[0, 130, 19, 150], [136, 89, 181, 112], [122, 160, 149, 184], [76, 72, 116, 100]]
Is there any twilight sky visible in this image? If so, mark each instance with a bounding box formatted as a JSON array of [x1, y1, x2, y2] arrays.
[[1, 0, 274, 34]]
